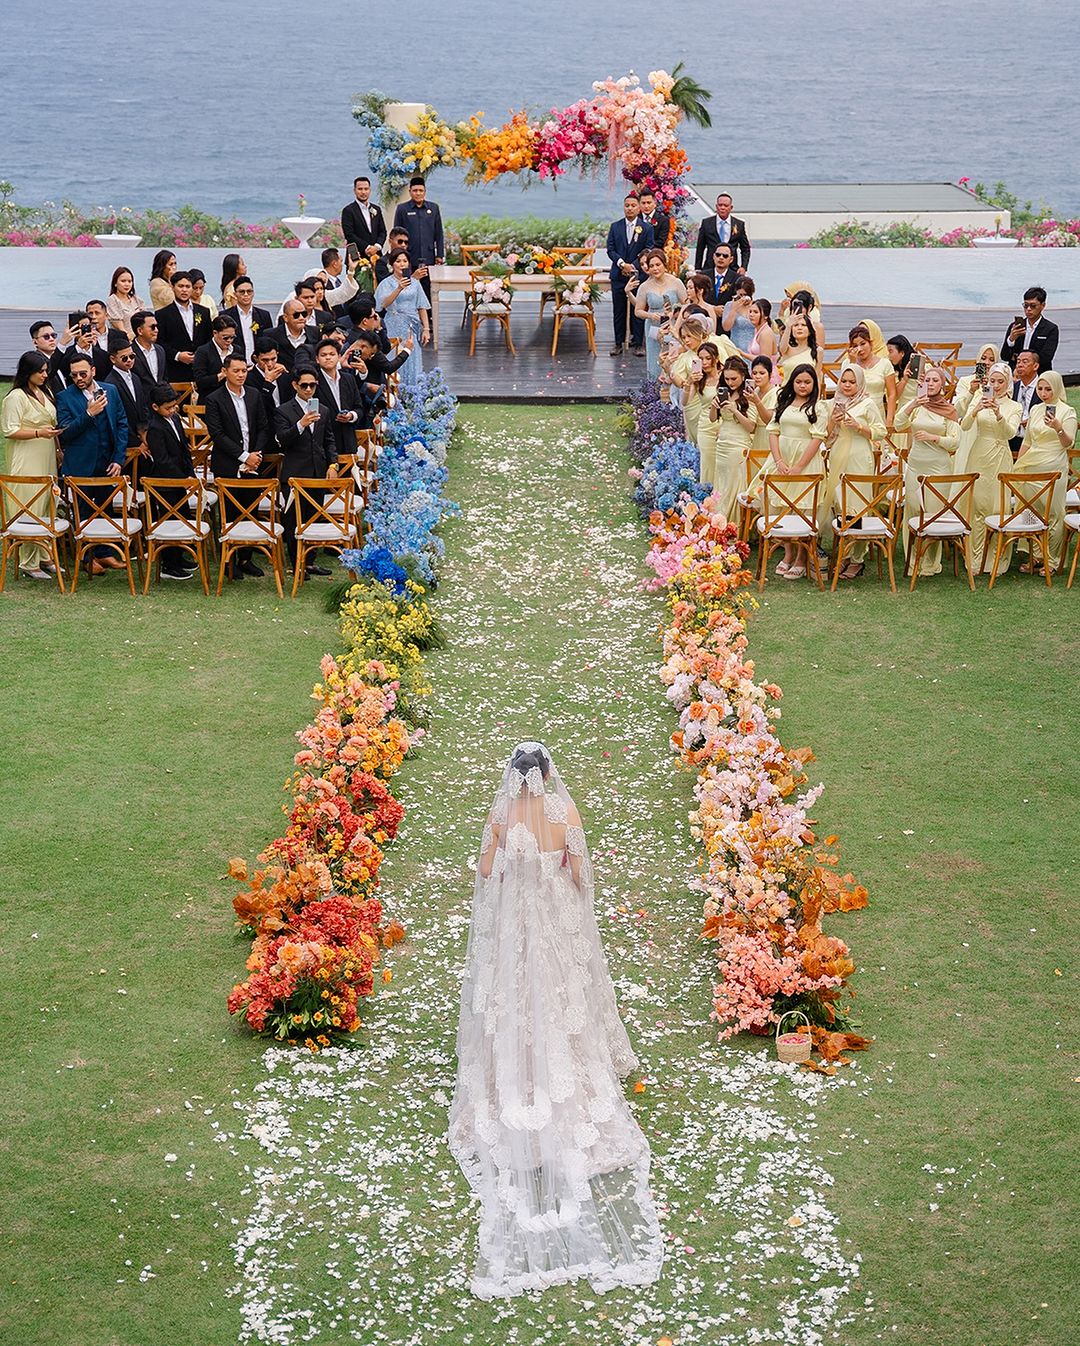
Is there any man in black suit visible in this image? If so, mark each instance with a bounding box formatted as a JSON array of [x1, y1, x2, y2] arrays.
[[638, 190, 672, 251], [1009, 349, 1042, 457], [706, 244, 741, 309], [222, 278, 274, 363], [694, 193, 752, 274], [274, 299, 317, 372], [144, 382, 197, 579], [249, 337, 293, 422], [63, 310, 112, 381], [103, 331, 151, 460], [192, 316, 240, 399], [375, 229, 411, 287], [204, 353, 275, 578], [1001, 286, 1059, 371], [156, 272, 212, 381], [605, 193, 654, 355], [275, 367, 336, 574], [30, 320, 69, 395], [341, 176, 387, 257], [314, 339, 365, 455], [129, 310, 169, 391], [392, 178, 443, 300]]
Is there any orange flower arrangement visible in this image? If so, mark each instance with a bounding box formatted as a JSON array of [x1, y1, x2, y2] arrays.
[[459, 111, 539, 182]]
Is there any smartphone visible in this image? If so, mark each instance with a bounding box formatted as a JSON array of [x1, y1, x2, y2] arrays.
[[346, 242, 360, 265], [908, 351, 923, 382], [1013, 315, 1025, 328], [974, 360, 987, 382], [1044, 404, 1056, 419], [80, 320, 92, 334]]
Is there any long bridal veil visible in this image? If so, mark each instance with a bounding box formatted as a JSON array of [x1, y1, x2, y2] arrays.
[[448, 742, 663, 1299]]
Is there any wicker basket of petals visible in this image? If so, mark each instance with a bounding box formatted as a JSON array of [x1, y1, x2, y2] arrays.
[[775, 1010, 812, 1064]]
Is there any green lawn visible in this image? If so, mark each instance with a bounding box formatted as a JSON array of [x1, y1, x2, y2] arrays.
[[1, 402, 1077, 1346]]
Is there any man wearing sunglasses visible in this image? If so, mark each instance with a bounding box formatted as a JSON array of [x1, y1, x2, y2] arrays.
[[275, 366, 337, 576], [30, 319, 68, 395], [130, 310, 168, 390], [274, 300, 317, 373], [1001, 286, 1059, 371], [103, 330, 151, 454]]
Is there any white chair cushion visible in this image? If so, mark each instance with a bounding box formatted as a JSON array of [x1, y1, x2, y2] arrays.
[[832, 516, 892, 537], [1065, 511, 1080, 529], [149, 519, 211, 541], [221, 520, 284, 541], [910, 519, 969, 537], [556, 303, 592, 315], [5, 518, 70, 537], [191, 490, 217, 509], [737, 491, 759, 508], [1065, 488, 1079, 509], [79, 517, 142, 539], [985, 510, 1046, 533], [757, 513, 816, 538], [297, 521, 356, 542], [474, 302, 510, 315]]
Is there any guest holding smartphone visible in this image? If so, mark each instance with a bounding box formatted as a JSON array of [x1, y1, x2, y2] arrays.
[[958, 362, 1021, 569]]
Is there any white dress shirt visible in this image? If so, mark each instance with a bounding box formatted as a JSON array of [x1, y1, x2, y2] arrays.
[[176, 301, 195, 339], [228, 386, 252, 462]]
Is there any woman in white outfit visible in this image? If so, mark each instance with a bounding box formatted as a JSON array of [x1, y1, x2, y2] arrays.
[[449, 742, 663, 1300]]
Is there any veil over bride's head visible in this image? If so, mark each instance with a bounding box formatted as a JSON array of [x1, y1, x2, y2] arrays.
[[480, 741, 586, 871], [504, 741, 555, 798]]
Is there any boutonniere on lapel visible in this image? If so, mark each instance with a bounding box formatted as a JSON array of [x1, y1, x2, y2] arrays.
[[194, 313, 203, 327], [252, 322, 260, 333], [632, 226, 641, 241]]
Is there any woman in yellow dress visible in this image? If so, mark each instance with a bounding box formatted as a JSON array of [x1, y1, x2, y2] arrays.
[[886, 334, 918, 462], [1015, 370, 1077, 571], [0, 352, 62, 579], [767, 363, 828, 579], [894, 365, 961, 576], [822, 364, 886, 574], [958, 361, 1021, 570], [663, 317, 708, 415], [953, 342, 1001, 467], [750, 356, 779, 455], [681, 341, 722, 457], [699, 356, 756, 518], [777, 312, 821, 382], [843, 321, 897, 426], [782, 283, 826, 346]]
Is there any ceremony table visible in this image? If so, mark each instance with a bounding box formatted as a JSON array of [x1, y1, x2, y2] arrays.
[[427, 265, 612, 349]]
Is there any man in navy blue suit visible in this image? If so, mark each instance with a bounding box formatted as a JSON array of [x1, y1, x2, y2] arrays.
[[56, 350, 130, 573], [605, 193, 654, 356]]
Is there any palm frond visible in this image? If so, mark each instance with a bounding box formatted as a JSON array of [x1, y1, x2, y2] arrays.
[[668, 62, 712, 129]]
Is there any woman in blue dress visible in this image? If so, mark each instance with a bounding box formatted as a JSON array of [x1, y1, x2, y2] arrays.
[[633, 249, 686, 380], [374, 248, 431, 386], [721, 278, 757, 356]]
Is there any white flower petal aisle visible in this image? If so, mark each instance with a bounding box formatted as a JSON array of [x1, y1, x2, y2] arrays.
[[221, 408, 871, 1345]]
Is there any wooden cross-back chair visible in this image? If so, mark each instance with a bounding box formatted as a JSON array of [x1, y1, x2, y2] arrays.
[[289, 477, 357, 597], [215, 478, 286, 598], [141, 477, 211, 593], [982, 471, 1062, 589], [467, 269, 515, 356], [353, 427, 380, 505], [829, 473, 901, 592], [0, 474, 69, 591], [736, 448, 771, 543], [915, 341, 962, 368], [459, 246, 502, 328], [539, 248, 597, 322], [904, 472, 978, 591], [170, 382, 197, 407], [66, 476, 144, 595], [550, 268, 599, 357], [756, 473, 825, 590]]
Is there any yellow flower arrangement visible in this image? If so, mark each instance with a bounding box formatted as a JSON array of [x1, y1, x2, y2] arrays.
[[402, 108, 460, 173]]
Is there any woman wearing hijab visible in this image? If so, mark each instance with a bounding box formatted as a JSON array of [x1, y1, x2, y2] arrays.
[[958, 362, 1021, 569], [823, 364, 886, 575], [953, 342, 1001, 465], [1015, 370, 1076, 571], [894, 364, 962, 576], [843, 321, 897, 426]]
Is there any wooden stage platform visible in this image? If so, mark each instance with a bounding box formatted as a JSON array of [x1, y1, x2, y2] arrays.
[[2, 301, 1076, 398]]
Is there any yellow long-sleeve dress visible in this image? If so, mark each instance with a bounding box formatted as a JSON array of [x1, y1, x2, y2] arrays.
[[1014, 402, 1076, 569], [699, 400, 753, 518], [683, 377, 720, 459], [1, 388, 58, 571], [822, 395, 885, 556], [958, 394, 1021, 569], [896, 404, 962, 575]]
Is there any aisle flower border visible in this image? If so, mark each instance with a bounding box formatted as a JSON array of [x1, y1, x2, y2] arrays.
[[226, 371, 459, 1052], [624, 381, 872, 1067]]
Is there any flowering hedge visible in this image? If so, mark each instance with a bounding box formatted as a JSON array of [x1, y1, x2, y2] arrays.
[[624, 384, 871, 1062], [800, 216, 1080, 249], [227, 372, 458, 1052]]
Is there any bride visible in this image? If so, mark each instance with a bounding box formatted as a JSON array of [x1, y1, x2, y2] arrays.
[[449, 742, 664, 1299]]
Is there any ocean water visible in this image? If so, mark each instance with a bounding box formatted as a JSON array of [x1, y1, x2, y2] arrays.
[[3, 0, 1077, 223]]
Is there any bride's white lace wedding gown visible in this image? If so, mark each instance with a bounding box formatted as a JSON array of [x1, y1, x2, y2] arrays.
[[448, 743, 664, 1299]]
